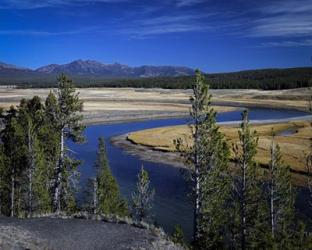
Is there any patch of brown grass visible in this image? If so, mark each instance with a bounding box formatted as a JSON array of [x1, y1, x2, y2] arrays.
[[127, 121, 311, 173]]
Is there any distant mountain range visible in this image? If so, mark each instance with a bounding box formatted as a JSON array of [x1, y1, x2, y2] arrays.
[[0, 60, 311, 90], [0, 60, 195, 78]]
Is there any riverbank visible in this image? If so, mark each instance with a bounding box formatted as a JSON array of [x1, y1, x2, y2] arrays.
[[0, 87, 310, 125], [112, 119, 312, 186], [82, 105, 237, 125]]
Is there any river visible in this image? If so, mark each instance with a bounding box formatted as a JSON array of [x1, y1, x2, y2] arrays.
[[68, 107, 310, 240]]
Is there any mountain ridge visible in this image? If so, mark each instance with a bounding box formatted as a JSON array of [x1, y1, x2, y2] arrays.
[[1, 59, 195, 78]]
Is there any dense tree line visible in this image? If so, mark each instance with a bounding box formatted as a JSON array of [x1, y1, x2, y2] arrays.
[[1, 67, 311, 90], [0, 74, 154, 222], [0, 74, 87, 216]]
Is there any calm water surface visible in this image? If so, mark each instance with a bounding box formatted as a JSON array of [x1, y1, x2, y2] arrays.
[[68, 108, 310, 240]]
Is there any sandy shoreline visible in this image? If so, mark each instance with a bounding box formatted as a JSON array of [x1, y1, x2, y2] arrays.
[[81, 111, 189, 125], [111, 134, 186, 168], [0, 87, 310, 125]]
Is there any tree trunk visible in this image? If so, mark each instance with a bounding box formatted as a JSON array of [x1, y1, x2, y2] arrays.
[[10, 169, 15, 217], [53, 128, 64, 213], [193, 97, 200, 242], [27, 126, 34, 218], [241, 161, 247, 250], [93, 178, 98, 214], [270, 139, 276, 238], [241, 116, 248, 250]]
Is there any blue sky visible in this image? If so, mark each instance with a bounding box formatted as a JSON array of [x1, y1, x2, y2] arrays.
[[0, 0, 312, 72]]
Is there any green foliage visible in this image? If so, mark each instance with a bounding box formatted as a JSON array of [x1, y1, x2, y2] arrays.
[[171, 224, 186, 246], [131, 165, 154, 222], [176, 70, 233, 248], [55, 74, 85, 142], [18, 96, 47, 216], [47, 74, 84, 141], [175, 70, 211, 242], [46, 74, 85, 212], [196, 92, 232, 249], [0, 74, 84, 216], [32, 143, 52, 213], [232, 110, 271, 249], [0, 144, 9, 215], [268, 135, 296, 248], [0, 106, 28, 217], [95, 137, 128, 217]]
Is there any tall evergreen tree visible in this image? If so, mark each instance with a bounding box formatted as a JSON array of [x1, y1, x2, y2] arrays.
[[175, 70, 232, 248], [18, 97, 45, 217], [0, 106, 27, 217], [268, 133, 296, 248], [232, 110, 269, 249], [175, 69, 210, 242], [45, 74, 84, 213], [131, 165, 154, 222], [93, 137, 128, 217], [0, 106, 7, 215], [196, 93, 231, 248], [0, 142, 8, 215]]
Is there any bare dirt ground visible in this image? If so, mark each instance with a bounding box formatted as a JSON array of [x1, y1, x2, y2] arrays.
[[0, 87, 310, 124]]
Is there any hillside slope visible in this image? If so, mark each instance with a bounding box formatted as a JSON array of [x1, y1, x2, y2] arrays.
[[0, 215, 183, 250]]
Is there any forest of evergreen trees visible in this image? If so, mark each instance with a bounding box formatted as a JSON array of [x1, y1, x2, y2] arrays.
[[0, 72, 311, 249], [2, 67, 312, 90], [0, 74, 154, 220], [173, 71, 312, 249]]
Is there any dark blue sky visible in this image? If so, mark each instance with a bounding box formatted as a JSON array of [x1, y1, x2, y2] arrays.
[[0, 0, 311, 72]]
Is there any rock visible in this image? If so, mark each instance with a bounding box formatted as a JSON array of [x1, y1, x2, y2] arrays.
[[0, 215, 184, 250]]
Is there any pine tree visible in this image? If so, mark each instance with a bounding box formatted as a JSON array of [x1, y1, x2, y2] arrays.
[[268, 132, 296, 248], [45, 74, 85, 213], [131, 165, 154, 222], [32, 138, 52, 213], [0, 106, 7, 215], [175, 70, 232, 248], [171, 224, 185, 246], [0, 106, 27, 217], [0, 100, 54, 217], [18, 97, 45, 217], [196, 95, 231, 248], [0, 143, 8, 215], [232, 110, 269, 249], [175, 69, 210, 242], [94, 137, 128, 217]]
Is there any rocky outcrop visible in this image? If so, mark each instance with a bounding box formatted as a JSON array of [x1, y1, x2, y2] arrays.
[[0, 213, 184, 250]]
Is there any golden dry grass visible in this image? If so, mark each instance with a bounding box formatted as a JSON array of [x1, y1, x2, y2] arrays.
[[128, 121, 311, 173]]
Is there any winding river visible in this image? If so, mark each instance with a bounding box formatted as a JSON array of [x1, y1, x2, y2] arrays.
[[68, 107, 310, 240]]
